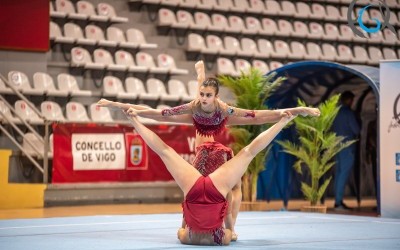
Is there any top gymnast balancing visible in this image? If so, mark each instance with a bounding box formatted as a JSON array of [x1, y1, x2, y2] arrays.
[[123, 107, 297, 245], [97, 60, 320, 135]]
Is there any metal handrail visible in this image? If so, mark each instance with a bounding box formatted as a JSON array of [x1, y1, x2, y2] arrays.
[[0, 94, 44, 144], [0, 124, 44, 173], [0, 73, 50, 183], [0, 74, 46, 120]]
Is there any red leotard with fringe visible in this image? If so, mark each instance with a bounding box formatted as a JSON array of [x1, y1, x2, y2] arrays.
[[181, 141, 233, 245], [182, 176, 228, 245]]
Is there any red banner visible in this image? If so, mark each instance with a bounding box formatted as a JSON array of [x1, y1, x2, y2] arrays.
[[0, 0, 49, 52], [52, 123, 232, 183]]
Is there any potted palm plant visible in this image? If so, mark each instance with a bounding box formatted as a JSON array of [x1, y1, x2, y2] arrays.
[[277, 94, 356, 213], [218, 68, 285, 206]]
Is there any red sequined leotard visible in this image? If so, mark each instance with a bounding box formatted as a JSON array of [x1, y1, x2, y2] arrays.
[[161, 99, 255, 137], [192, 141, 233, 176]]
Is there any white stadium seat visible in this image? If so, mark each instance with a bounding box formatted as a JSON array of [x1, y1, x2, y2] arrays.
[[146, 78, 179, 101], [269, 61, 283, 71], [66, 102, 90, 122], [310, 3, 326, 19], [102, 76, 127, 97], [89, 103, 114, 122], [55, 0, 86, 19], [210, 14, 229, 32], [97, 3, 128, 22], [368, 47, 383, 64], [187, 33, 206, 53], [217, 57, 239, 77], [70, 47, 104, 70], [41, 101, 66, 122], [57, 73, 92, 96], [136, 52, 168, 74], [33, 72, 67, 97], [295, 2, 311, 18], [204, 35, 224, 54], [257, 38, 274, 59], [168, 79, 192, 102], [252, 60, 269, 74], [352, 46, 369, 64], [222, 36, 241, 56], [0, 101, 20, 123], [115, 50, 147, 73], [107, 27, 137, 49], [383, 48, 398, 60], [226, 16, 247, 33], [239, 38, 259, 57], [50, 22, 74, 43], [15, 100, 43, 124], [235, 59, 252, 74], [276, 19, 294, 37], [85, 24, 117, 47], [289, 41, 307, 60], [248, 0, 265, 14], [187, 80, 198, 98], [8, 71, 43, 95], [157, 54, 189, 75], [193, 12, 212, 30], [280, 1, 296, 16], [321, 43, 338, 61], [292, 21, 309, 38], [305, 42, 323, 60], [64, 22, 96, 45], [336, 44, 353, 63], [125, 77, 157, 101], [264, 0, 281, 15], [93, 49, 126, 71], [76, 1, 108, 22], [272, 40, 290, 59], [126, 29, 157, 49]]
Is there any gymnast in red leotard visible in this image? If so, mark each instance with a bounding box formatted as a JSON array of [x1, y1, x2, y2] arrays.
[[97, 61, 320, 135], [124, 108, 297, 245]]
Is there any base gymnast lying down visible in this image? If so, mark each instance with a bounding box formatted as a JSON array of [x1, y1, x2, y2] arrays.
[[124, 108, 296, 245]]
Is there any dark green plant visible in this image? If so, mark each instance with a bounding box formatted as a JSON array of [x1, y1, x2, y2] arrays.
[[218, 68, 285, 202], [277, 94, 356, 206]]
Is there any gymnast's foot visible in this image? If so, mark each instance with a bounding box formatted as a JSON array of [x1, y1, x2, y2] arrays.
[[96, 98, 111, 107], [231, 232, 238, 241], [299, 107, 320, 117], [195, 60, 205, 83]]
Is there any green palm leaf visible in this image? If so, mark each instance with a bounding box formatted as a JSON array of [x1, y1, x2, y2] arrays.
[[278, 94, 354, 206]]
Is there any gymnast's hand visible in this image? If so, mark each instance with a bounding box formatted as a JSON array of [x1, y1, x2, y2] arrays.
[[280, 110, 292, 118], [126, 107, 139, 117]]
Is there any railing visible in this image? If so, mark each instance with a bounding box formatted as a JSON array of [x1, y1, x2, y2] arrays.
[[0, 74, 51, 183]]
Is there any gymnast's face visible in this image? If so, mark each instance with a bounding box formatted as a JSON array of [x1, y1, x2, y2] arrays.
[[199, 86, 217, 109]]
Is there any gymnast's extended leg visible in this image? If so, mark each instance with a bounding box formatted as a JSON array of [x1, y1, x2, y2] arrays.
[[210, 116, 295, 198], [124, 111, 201, 196]]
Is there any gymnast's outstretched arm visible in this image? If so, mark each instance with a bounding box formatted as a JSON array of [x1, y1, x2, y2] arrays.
[[97, 99, 193, 124]]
